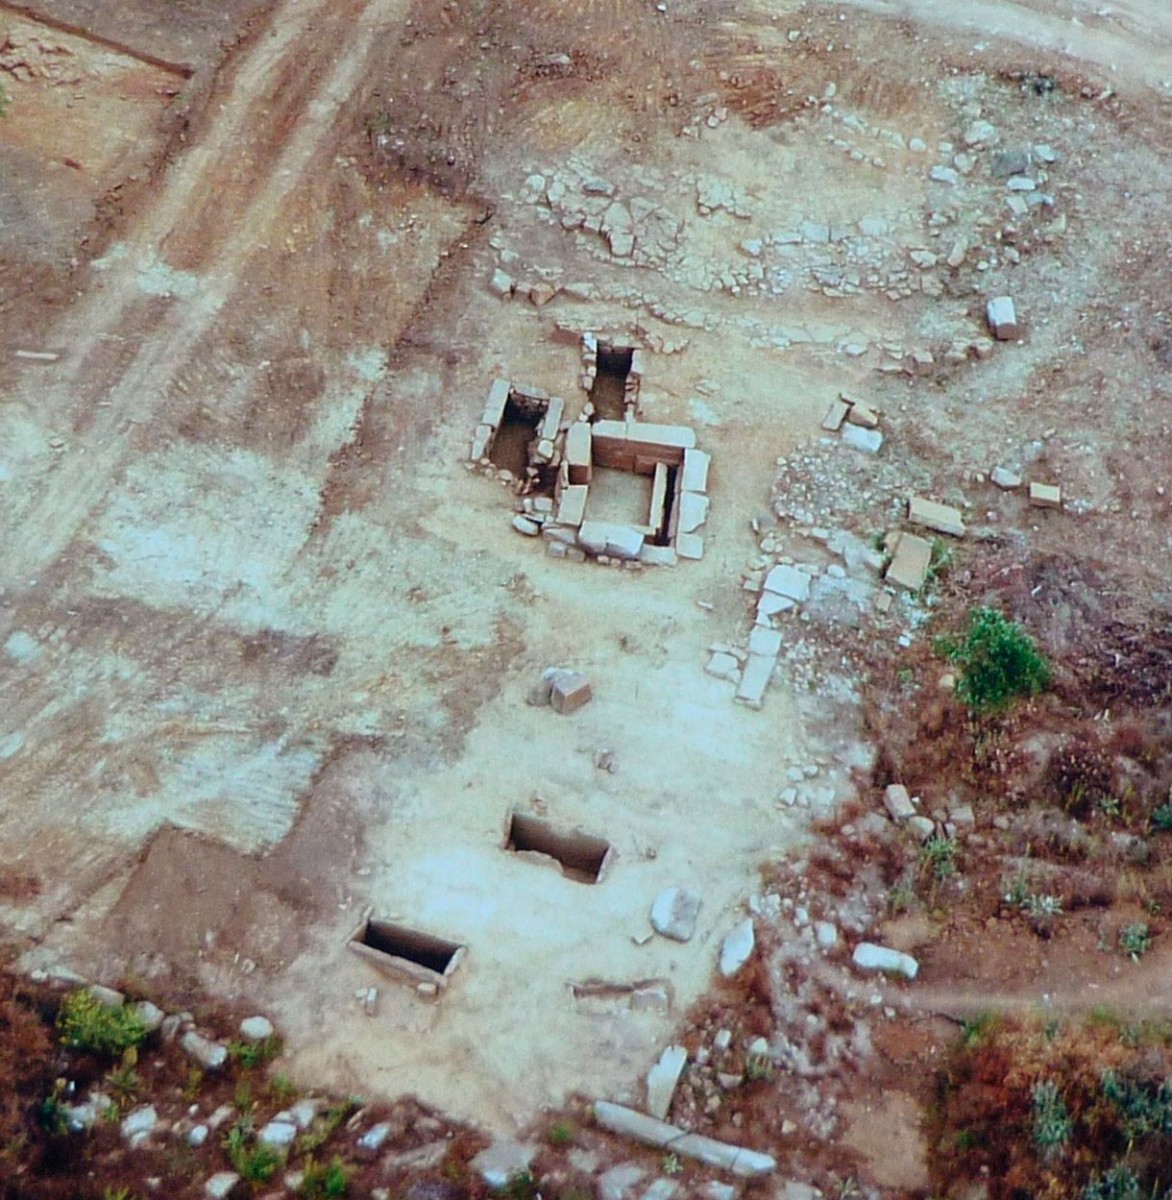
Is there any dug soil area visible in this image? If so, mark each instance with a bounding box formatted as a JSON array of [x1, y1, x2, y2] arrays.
[[0, 0, 1170, 1196]]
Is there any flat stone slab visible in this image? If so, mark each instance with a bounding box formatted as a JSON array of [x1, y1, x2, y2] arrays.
[[762, 565, 811, 603], [646, 1044, 688, 1120], [840, 424, 883, 454], [651, 888, 701, 942], [907, 496, 965, 538], [719, 919, 755, 978], [735, 653, 776, 709], [986, 295, 1019, 340], [681, 449, 710, 493], [852, 942, 920, 980], [1029, 481, 1062, 508], [579, 521, 645, 560], [677, 492, 710, 535], [747, 627, 782, 657], [885, 532, 933, 591], [821, 400, 849, 432], [472, 1140, 538, 1189], [883, 784, 917, 822], [676, 533, 704, 560]]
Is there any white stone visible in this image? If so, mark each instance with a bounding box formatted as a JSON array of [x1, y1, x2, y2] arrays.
[[991, 466, 1022, 490], [258, 1120, 298, 1148], [747, 627, 782, 657], [188, 1124, 209, 1148], [88, 985, 126, 1010], [132, 1000, 165, 1033], [512, 515, 541, 537], [121, 1105, 158, 1145], [359, 1122, 393, 1152], [840, 425, 883, 454], [763, 565, 810, 603], [578, 521, 645, 560], [986, 295, 1019, 340], [471, 1140, 538, 1189], [883, 784, 917, 822], [598, 1163, 647, 1200], [735, 654, 776, 709], [488, 268, 515, 298], [719, 919, 756, 978], [646, 1045, 688, 1119], [650, 888, 701, 942], [181, 1031, 228, 1071], [814, 921, 839, 949], [238, 1016, 274, 1042], [852, 942, 919, 980], [678, 492, 710, 534], [205, 1174, 241, 1200], [706, 652, 740, 682]]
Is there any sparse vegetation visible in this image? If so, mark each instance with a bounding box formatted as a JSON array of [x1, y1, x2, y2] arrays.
[[300, 1155, 351, 1198], [1119, 922, 1152, 963], [230, 1034, 284, 1068], [936, 606, 1052, 714], [1032, 1079, 1072, 1159], [56, 989, 148, 1057], [546, 1119, 574, 1145], [225, 1122, 281, 1184]]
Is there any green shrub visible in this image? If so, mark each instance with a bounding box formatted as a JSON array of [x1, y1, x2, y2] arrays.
[[546, 1120, 574, 1146], [56, 990, 147, 1057], [300, 1156, 350, 1198], [229, 1035, 283, 1068], [1081, 1165, 1142, 1200], [1119, 922, 1151, 963], [1031, 1078, 1071, 1158], [225, 1123, 280, 1183], [936, 606, 1051, 714]]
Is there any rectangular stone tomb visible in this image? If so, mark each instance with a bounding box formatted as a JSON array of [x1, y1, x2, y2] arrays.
[[347, 918, 465, 991], [505, 812, 613, 884]]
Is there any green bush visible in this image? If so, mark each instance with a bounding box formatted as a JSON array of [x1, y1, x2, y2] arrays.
[[56, 990, 147, 1057], [300, 1156, 350, 1198], [1031, 1078, 1072, 1159], [225, 1123, 280, 1183], [937, 606, 1051, 714]]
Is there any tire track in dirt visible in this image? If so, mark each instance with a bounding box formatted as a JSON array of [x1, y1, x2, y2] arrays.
[[2, 0, 409, 590]]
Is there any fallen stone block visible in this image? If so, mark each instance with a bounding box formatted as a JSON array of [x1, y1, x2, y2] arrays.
[[885, 532, 933, 591], [852, 942, 919, 981], [471, 1140, 538, 1189], [906, 815, 936, 841], [550, 671, 593, 715], [646, 1045, 688, 1120], [762, 565, 811, 603], [205, 1174, 242, 1200], [719, 919, 755, 978], [592, 1102, 776, 1177], [845, 402, 880, 429], [991, 465, 1022, 490], [579, 521, 645, 560], [821, 400, 850, 433], [482, 378, 511, 428], [181, 1031, 228, 1072], [986, 295, 1019, 340], [706, 652, 740, 682], [907, 495, 965, 538], [565, 422, 593, 484], [488, 269, 515, 299], [512, 515, 541, 537], [756, 592, 794, 620], [735, 653, 776, 709], [470, 423, 494, 462], [840, 424, 883, 454], [677, 492, 709, 534], [747, 626, 782, 657], [676, 533, 704, 560], [650, 888, 701, 942], [557, 485, 589, 527], [598, 1163, 647, 1200], [1029, 481, 1062, 508], [883, 784, 917, 822], [239, 1015, 274, 1043]]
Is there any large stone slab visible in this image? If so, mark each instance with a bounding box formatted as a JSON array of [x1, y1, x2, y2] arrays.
[[734, 654, 776, 709], [907, 496, 965, 538], [677, 492, 709, 535], [885, 532, 933, 591], [557, 485, 589, 527], [566, 422, 593, 484], [472, 1139, 538, 1189], [482, 377, 511, 428], [646, 1045, 688, 1119], [578, 521, 645, 560], [681, 449, 711, 493], [762, 565, 811, 603], [852, 942, 919, 980]]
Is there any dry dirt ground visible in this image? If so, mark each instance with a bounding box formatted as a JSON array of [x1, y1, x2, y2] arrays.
[[1, 0, 1170, 1193]]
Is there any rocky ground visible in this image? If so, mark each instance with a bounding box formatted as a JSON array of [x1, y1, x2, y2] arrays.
[[1, 0, 1170, 1196]]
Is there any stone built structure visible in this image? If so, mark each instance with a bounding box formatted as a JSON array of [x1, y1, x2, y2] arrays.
[[470, 334, 711, 566]]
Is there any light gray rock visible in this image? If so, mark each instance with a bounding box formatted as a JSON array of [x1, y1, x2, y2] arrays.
[[121, 1105, 158, 1146], [205, 1173, 242, 1200], [512, 515, 541, 537], [131, 1000, 164, 1034], [841, 425, 884, 454], [64, 1102, 99, 1133], [929, 165, 959, 185], [706, 652, 740, 682], [382, 1140, 449, 1171], [701, 1184, 737, 1200], [181, 1031, 228, 1072], [188, 1124, 209, 1148], [592, 1102, 775, 1177], [719, 919, 755, 978], [358, 1121, 393, 1153], [258, 1120, 298, 1148], [991, 466, 1022, 490], [650, 888, 701, 942], [489, 268, 515, 298], [814, 921, 839, 949], [471, 1139, 538, 1189], [642, 1181, 679, 1200], [852, 942, 919, 980], [646, 1045, 688, 1119], [986, 296, 1019, 340], [238, 1015, 274, 1043], [598, 1163, 647, 1200], [747, 627, 782, 657], [735, 654, 776, 709], [907, 815, 936, 841], [88, 985, 126, 1010], [578, 521, 645, 560], [763, 565, 811, 603], [883, 784, 916, 822], [963, 119, 997, 147]]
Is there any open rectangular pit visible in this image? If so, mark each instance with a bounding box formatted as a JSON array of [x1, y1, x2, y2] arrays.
[[506, 812, 613, 884], [347, 917, 465, 991], [488, 398, 541, 476], [589, 343, 634, 421]]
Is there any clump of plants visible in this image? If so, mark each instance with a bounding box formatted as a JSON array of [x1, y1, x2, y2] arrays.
[[56, 989, 147, 1057], [936, 606, 1052, 714], [932, 1012, 1172, 1199]]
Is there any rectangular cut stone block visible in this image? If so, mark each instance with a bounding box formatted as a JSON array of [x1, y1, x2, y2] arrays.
[[1029, 482, 1062, 508], [907, 495, 965, 537], [677, 492, 709, 535], [676, 533, 704, 560], [470, 424, 494, 462], [565, 422, 593, 484], [539, 396, 565, 442], [735, 653, 776, 709], [557, 485, 589, 527], [846, 402, 880, 429], [639, 544, 678, 567], [763, 565, 811, 603], [550, 671, 592, 714], [821, 400, 849, 432], [681, 449, 710, 494], [986, 295, 1019, 340], [578, 521, 644, 560], [648, 462, 669, 537], [841, 424, 883, 454], [885, 532, 933, 590], [482, 377, 511, 428]]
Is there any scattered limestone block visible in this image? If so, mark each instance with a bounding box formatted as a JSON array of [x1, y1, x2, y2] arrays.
[[845, 402, 880, 429], [579, 521, 644, 560], [883, 784, 917, 823], [549, 671, 592, 715], [539, 396, 565, 441], [681, 448, 711, 493], [677, 492, 709, 535], [840, 424, 883, 454], [991, 465, 1022, 490], [762, 565, 811, 603], [488, 269, 515, 298], [757, 592, 794, 620], [598, 1163, 647, 1200], [735, 653, 776, 709], [1029, 481, 1062, 509], [512, 515, 541, 537], [528, 283, 557, 307], [565, 422, 592, 484], [706, 652, 740, 682], [906, 815, 936, 841], [258, 1119, 297, 1148], [821, 400, 849, 432], [675, 533, 704, 560], [88, 985, 126, 1010], [205, 1174, 242, 1200], [646, 1045, 688, 1120], [556, 485, 588, 527], [482, 377, 510, 428], [470, 423, 493, 462], [986, 295, 1019, 340], [852, 942, 919, 980], [885, 532, 933, 591], [907, 495, 965, 538], [132, 1000, 165, 1033], [747, 626, 782, 657], [639, 545, 678, 568], [181, 1031, 228, 1072], [471, 1140, 538, 1190], [718, 919, 756, 978], [651, 888, 702, 942], [239, 1015, 274, 1042]]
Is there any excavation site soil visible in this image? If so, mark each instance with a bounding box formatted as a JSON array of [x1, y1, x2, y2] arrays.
[[1, 0, 1170, 1196]]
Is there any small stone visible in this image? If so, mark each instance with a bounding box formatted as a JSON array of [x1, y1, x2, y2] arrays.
[[929, 165, 959, 186], [205, 1174, 242, 1200], [1029, 482, 1062, 509], [258, 1120, 297, 1148], [906, 815, 936, 841], [598, 1163, 647, 1200], [121, 1105, 158, 1146], [238, 1016, 274, 1043], [719, 919, 756, 978], [852, 942, 919, 980], [883, 784, 917, 822], [986, 295, 1019, 340], [963, 120, 997, 147], [188, 1124, 209, 1148], [814, 921, 838, 949], [132, 1000, 165, 1033], [991, 466, 1022, 490], [646, 1045, 688, 1119], [472, 1140, 538, 1190], [358, 1122, 393, 1153], [650, 887, 702, 942], [180, 1032, 228, 1072], [549, 670, 592, 714], [512, 515, 541, 537], [488, 268, 515, 298], [88, 985, 126, 1010]]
